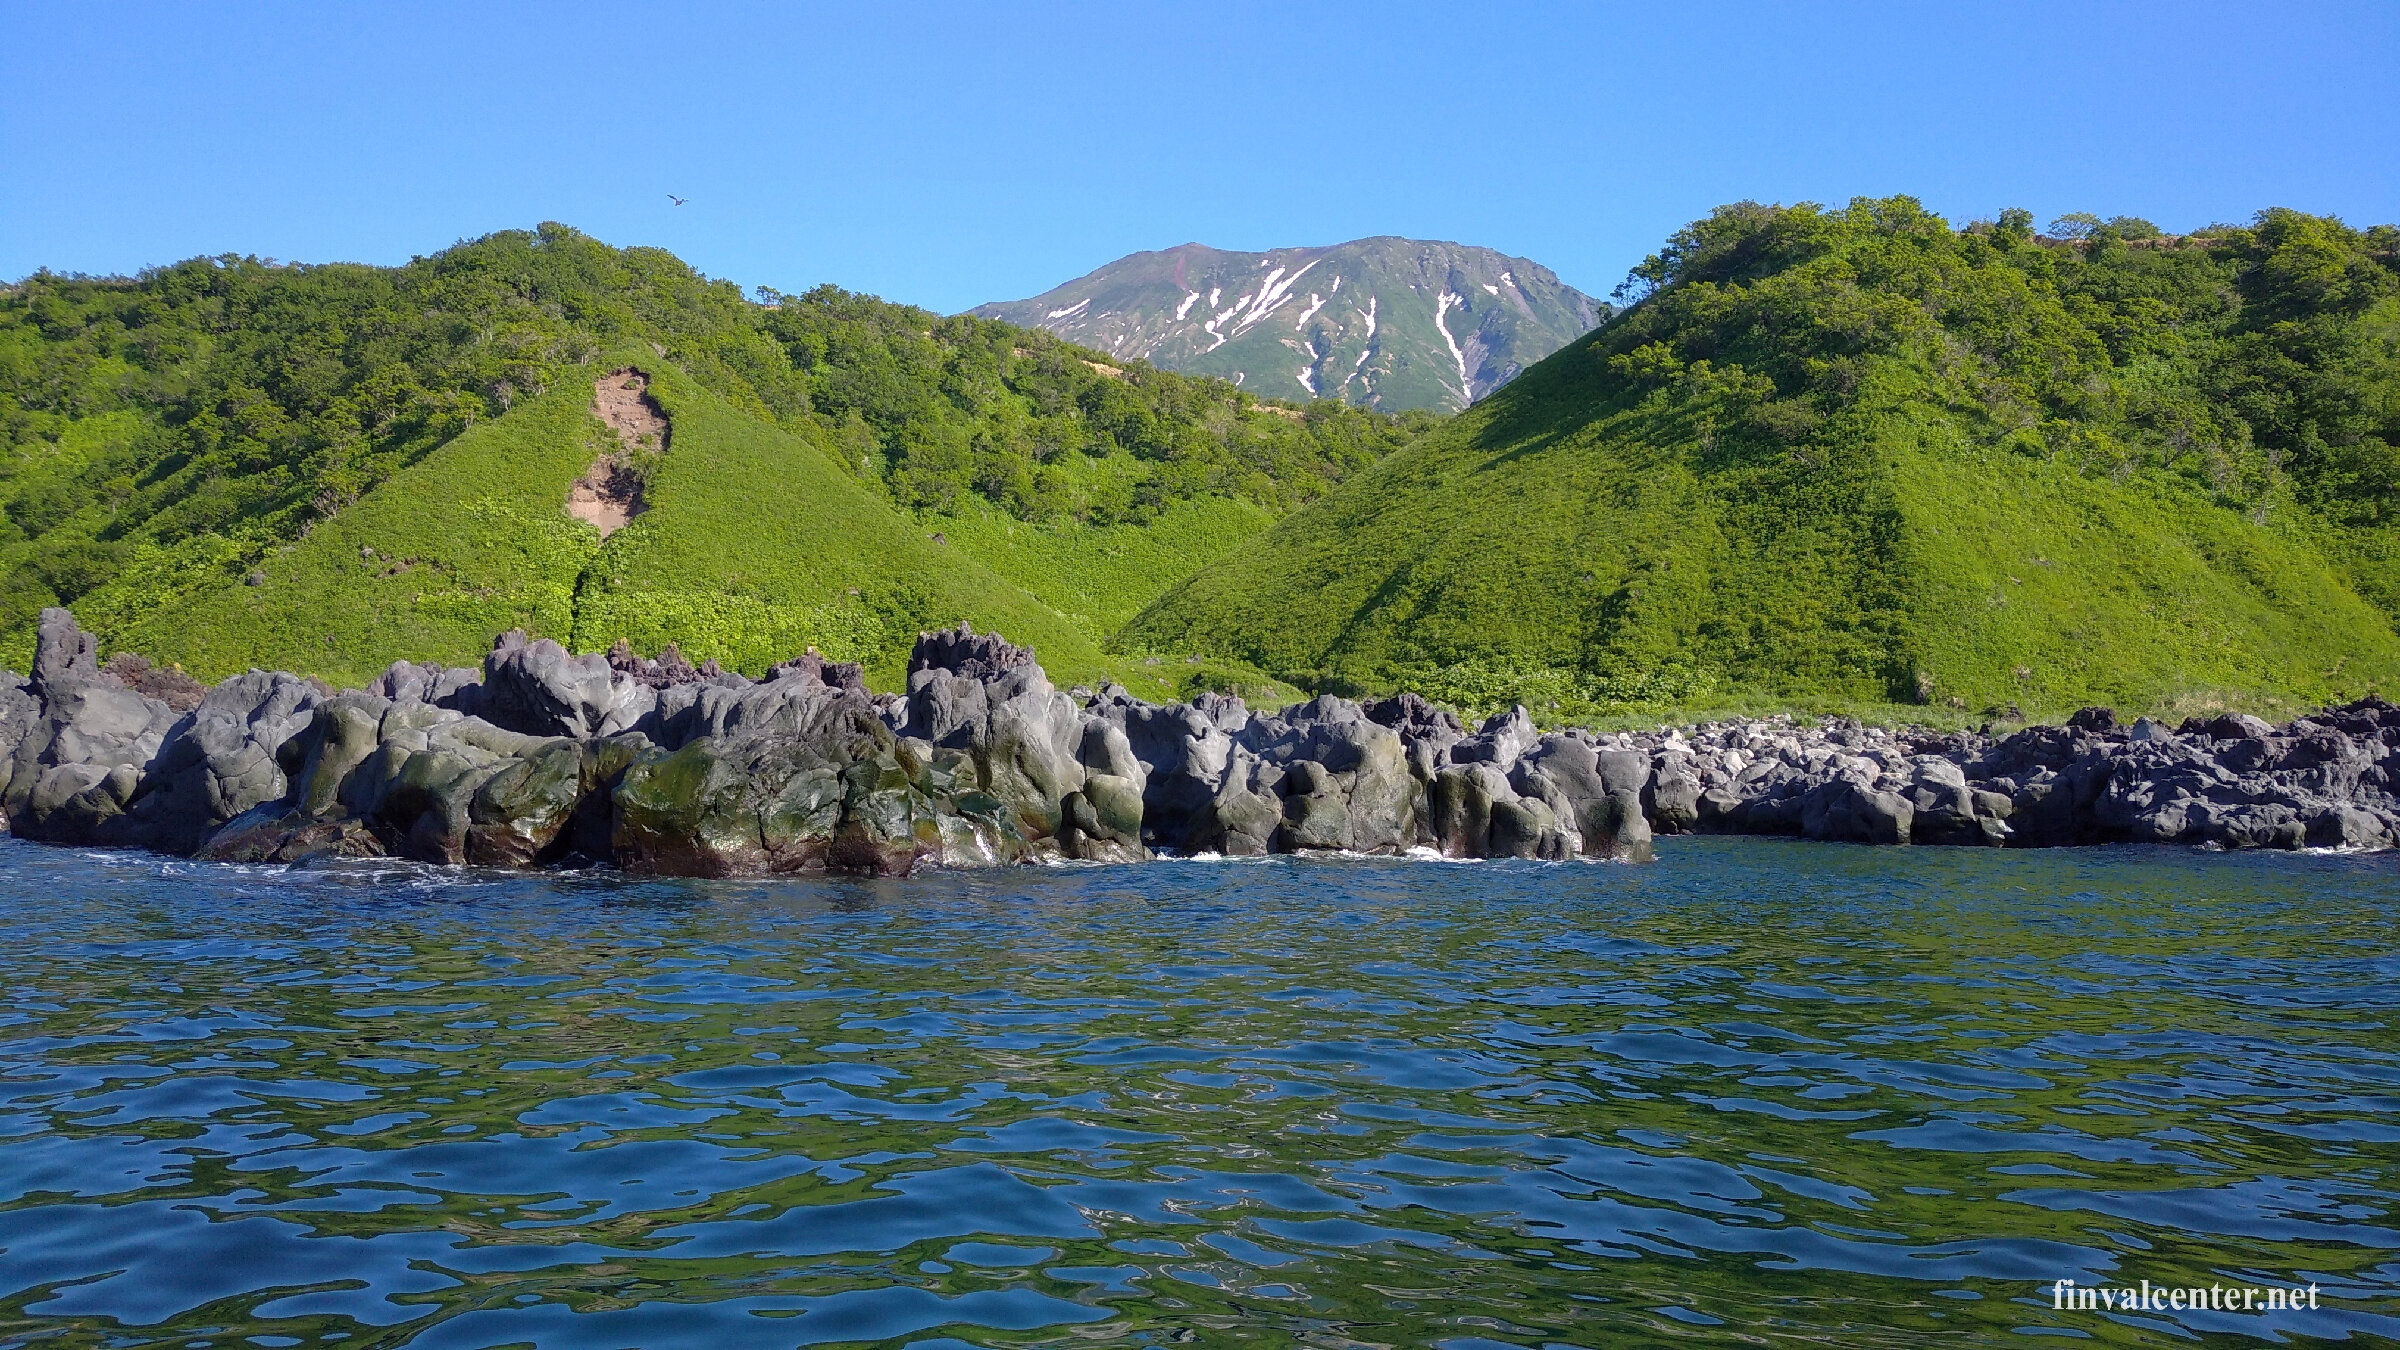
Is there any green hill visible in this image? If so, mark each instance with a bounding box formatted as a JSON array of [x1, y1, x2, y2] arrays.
[[1124, 199, 2400, 722], [0, 226, 1414, 691], [107, 372, 605, 685], [12, 206, 2397, 722], [120, 360, 1202, 692], [553, 365, 1152, 690]]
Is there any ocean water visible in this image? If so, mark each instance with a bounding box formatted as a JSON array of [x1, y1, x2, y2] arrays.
[[0, 838, 2394, 1349]]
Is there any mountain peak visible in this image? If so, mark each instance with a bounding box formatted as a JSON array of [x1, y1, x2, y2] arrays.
[[971, 237, 1607, 411]]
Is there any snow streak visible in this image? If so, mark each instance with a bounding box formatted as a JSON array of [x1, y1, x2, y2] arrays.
[[1434, 290, 1474, 405], [1340, 296, 1378, 394], [1231, 259, 1319, 335]]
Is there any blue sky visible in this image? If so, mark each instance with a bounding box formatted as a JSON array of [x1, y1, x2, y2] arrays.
[[5, 2, 2395, 313]]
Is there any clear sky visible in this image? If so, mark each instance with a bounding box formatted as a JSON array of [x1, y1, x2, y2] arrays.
[[5, 2, 2395, 314]]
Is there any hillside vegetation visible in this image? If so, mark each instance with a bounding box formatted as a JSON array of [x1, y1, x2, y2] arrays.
[[128, 360, 1184, 691], [0, 225, 1414, 683], [1126, 198, 2400, 722], [10, 206, 2397, 723]]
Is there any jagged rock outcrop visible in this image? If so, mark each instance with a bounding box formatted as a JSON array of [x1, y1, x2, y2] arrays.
[[0, 608, 2390, 875], [483, 630, 657, 739], [896, 626, 1144, 863], [1086, 686, 1646, 862], [5, 609, 192, 847], [1631, 701, 2400, 851]]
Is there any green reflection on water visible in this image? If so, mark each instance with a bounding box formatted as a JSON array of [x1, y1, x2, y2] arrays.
[[0, 838, 2393, 1348]]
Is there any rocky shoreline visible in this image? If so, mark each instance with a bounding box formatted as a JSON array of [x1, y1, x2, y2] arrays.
[[0, 608, 2392, 875]]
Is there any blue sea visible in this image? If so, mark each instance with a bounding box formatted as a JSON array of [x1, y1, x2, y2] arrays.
[[0, 837, 2394, 1348]]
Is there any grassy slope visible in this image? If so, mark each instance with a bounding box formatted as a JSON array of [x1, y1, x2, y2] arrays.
[[124, 381, 605, 685], [0, 229, 1419, 682], [1124, 334, 2400, 722], [925, 449, 1274, 635], [135, 359, 1205, 696], [1119, 345, 1920, 711], [568, 367, 1172, 692], [1887, 396, 2396, 720]]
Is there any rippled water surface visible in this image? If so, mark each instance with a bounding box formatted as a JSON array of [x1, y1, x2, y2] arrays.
[[1, 838, 2396, 1348]]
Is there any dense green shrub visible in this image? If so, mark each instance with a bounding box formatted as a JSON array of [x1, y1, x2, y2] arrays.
[[0, 227, 1418, 663], [1129, 198, 2400, 720], [755, 284, 1430, 520]]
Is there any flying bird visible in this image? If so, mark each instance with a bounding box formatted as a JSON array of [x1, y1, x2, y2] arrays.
[[667, 194, 686, 206]]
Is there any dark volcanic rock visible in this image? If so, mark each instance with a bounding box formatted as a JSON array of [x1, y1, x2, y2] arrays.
[[1, 607, 2388, 873], [766, 648, 867, 693], [909, 623, 1034, 682], [484, 630, 656, 739], [31, 608, 105, 698], [1632, 697, 2400, 855]]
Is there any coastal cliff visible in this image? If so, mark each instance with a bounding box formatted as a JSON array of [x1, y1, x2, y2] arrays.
[[0, 609, 2391, 874]]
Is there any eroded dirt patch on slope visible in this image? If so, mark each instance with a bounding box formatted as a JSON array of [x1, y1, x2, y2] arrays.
[[572, 369, 668, 536]]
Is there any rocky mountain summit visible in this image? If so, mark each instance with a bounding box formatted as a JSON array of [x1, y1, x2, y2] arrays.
[[972, 238, 1606, 411], [0, 609, 2390, 875]]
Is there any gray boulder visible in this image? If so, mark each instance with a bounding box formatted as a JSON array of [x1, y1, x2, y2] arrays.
[[2307, 805, 2393, 850], [1099, 698, 1234, 851], [115, 671, 325, 851], [368, 659, 484, 711], [31, 607, 105, 697], [1515, 736, 1653, 860], [4, 611, 183, 846], [1801, 778, 1914, 845], [484, 630, 656, 739], [1061, 717, 1147, 861], [198, 693, 577, 865], [1449, 705, 1540, 772]]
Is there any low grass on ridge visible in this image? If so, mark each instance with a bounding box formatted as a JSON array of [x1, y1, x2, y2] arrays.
[[122, 381, 607, 686], [129, 356, 1285, 698], [1124, 198, 2400, 725]]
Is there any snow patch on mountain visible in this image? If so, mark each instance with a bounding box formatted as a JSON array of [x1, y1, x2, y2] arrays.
[[970, 237, 1606, 412], [1434, 291, 1473, 405], [1231, 260, 1318, 336], [1341, 296, 1379, 396]]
